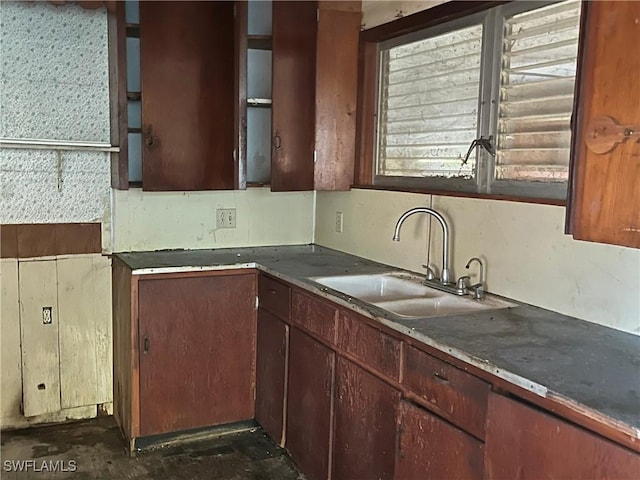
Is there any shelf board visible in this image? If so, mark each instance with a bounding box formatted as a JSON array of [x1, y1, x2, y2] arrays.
[[248, 35, 272, 50], [247, 98, 272, 108]]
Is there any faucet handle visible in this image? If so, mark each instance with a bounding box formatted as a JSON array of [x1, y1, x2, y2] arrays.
[[455, 275, 470, 294], [421, 265, 437, 280]]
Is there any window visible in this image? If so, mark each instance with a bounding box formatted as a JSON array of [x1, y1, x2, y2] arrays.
[[373, 0, 582, 200]]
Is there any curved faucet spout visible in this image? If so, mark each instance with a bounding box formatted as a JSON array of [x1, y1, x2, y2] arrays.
[[392, 207, 452, 285]]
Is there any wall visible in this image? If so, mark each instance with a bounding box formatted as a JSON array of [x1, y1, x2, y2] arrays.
[[315, 189, 640, 335], [0, 1, 113, 249], [361, 0, 446, 29], [112, 187, 314, 252], [0, 2, 113, 429]]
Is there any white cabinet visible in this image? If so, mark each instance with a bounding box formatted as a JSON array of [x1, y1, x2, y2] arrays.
[[1, 255, 112, 427]]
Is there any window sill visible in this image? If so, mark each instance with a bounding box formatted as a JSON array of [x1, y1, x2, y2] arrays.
[[351, 184, 567, 207]]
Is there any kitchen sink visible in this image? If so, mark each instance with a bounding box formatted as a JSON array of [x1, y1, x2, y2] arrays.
[[311, 273, 440, 302], [310, 272, 514, 319]]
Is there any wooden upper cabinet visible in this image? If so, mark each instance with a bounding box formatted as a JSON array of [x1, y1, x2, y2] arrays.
[[314, 2, 360, 191], [271, 1, 360, 192], [140, 2, 236, 191], [271, 1, 317, 191], [569, 1, 640, 248]]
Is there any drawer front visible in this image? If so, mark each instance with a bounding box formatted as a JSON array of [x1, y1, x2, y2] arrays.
[[291, 290, 337, 344], [258, 275, 291, 320], [337, 311, 401, 381], [404, 345, 490, 439]]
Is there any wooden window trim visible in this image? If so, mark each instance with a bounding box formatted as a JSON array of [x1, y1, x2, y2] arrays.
[[354, 0, 572, 207]]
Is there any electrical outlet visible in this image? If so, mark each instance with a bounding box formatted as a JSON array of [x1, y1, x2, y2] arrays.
[[335, 211, 344, 233], [42, 307, 52, 325], [216, 208, 237, 229]]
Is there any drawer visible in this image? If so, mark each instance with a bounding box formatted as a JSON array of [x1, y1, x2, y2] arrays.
[[258, 275, 291, 320], [291, 290, 337, 344], [337, 311, 401, 381], [404, 345, 490, 439]]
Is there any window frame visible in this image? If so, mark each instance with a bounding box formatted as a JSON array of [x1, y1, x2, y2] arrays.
[[356, 0, 581, 204]]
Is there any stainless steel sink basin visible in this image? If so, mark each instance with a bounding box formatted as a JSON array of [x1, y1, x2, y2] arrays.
[[311, 272, 514, 319]]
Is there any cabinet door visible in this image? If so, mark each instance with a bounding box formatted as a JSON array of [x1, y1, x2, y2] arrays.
[[314, 2, 359, 191], [395, 401, 484, 480], [140, 1, 235, 191], [569, 1, 640, 248], [271, 1, 317, 191], [138, 274, 256, 436], [333, 357, 400, 480], [485, 393, 640, 479], [18, 260, 61, 417], [255, 308, 288, 445], [287, 327, 334, 480]]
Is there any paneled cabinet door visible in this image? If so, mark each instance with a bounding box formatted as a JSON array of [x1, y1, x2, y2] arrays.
[[485, 393, 640, 479], [333, 357, 400, 480], [569, 1, 640, 248], [140, 1, 236, 191], [137, 274, 256, 437], [395, 401, 484, 480], [286, 328, 334, 480], [255, 308, 288, 445]]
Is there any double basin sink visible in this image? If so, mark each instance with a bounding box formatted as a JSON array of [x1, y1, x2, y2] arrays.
[[310, 272, 514, 319]]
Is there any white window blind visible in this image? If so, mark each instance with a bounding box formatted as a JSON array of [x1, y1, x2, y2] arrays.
[[377, 24, 483, 179], [496, 0, 581, 182]]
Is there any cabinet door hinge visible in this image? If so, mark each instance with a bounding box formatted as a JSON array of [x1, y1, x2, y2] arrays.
[[313, 150, 318, 164], [255, 295, 259, 310], [317, 8, 320, 22]]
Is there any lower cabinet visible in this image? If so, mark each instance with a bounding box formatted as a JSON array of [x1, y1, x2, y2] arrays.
[[255, 308, 288, 445], [113, 266, 258, 446], [333, 357, 399, 480], [137, 273, 257, 436], [396, 400, 485, 480], [485, 393, 640, 479], [286, 327, 335, 480]]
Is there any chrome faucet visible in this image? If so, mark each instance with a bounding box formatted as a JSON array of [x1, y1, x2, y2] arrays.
[[465, 257, 485, 300], [392, 207, 452, 285]]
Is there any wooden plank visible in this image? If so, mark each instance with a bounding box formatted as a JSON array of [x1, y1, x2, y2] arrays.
[[258, 274, 291, 320], [271, 1, 317, 191], [570, 1, 640, 248], [18, 260, 61, 417], [337, 310, 401, 381], [137, 273, 257, 436], [112, 257, 133, 440], [255, 309, 288, 445], [286, 328, 334, 480], [235, 0, 248, 190], [314, 7, 360, 190], [0, 225, 18, 258], [403, 345, 490, 440], [485, 393, 640, 479], [1, 259, 22, 422], [291, 289, 338, 344], [333, 357, 399, 480], [109, 1, 128, 189], [354, 40, 378, 186], [140, 1, 235, 191], [57, 255, 112, 409], [395, 400, 484, 479]]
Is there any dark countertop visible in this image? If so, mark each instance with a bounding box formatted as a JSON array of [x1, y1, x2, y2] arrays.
[[116, 244, 640, 437]]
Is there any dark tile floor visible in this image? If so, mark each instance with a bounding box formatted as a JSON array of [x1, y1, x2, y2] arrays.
[[0, 417, 303, 479]]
